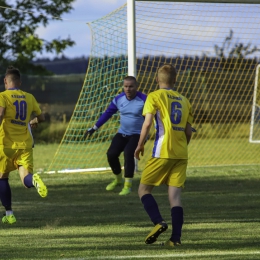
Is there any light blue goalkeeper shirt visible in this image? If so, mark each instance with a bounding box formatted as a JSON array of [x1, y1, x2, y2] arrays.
[[95, 91, 147, 135]]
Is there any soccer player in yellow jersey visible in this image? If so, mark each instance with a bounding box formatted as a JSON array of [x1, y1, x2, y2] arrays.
[[0, 66, 48, 225], [134, 64, 193, 246]]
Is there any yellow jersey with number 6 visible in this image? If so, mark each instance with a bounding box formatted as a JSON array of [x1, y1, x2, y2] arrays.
[[143, 88, 193, 159], [0, 89, 41, 149]]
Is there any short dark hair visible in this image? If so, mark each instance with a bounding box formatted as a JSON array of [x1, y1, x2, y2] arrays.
[[124, 76, 137, 83], [5, 66, 21, 81]]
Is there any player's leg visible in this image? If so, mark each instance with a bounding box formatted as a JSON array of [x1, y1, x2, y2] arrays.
[[164, 186, 183, 246], [106, 133, 127, 191], [139, 183, 168, 244], [139, 158, 169, 244], [0, 148, 17, 224], [0, 176, 16, 224], [17, 149, 47, 198], [119, 134, 140, 195], [163, 159, 187, 247]]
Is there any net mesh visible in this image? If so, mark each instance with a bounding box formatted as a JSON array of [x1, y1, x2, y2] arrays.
[[49, 2, 260, 172], [250, 65, 260, 142]]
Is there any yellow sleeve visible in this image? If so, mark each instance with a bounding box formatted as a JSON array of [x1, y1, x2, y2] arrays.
[[0, 94, 6, 108], [142, 94, 157, 115]]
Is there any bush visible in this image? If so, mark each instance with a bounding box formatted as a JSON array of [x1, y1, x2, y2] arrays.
[[32, 122, 68, 144]]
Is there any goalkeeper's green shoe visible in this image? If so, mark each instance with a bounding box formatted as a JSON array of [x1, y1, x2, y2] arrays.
[[33, 174, 48, 198], [145, 222, 168, 244], [119, 187, 131, 195], [106, 180, 122, 191], [2, 214, 16, 225]]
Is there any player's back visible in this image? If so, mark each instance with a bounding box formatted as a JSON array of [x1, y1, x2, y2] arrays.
[[0, 89, 41, 149], [147, 88, 193, 159]]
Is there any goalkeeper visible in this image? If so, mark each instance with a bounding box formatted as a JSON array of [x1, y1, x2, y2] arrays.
[[85, 76, 147, 195]]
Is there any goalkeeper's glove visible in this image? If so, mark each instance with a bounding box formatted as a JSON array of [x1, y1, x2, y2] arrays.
[[84, 125, 98, 138]]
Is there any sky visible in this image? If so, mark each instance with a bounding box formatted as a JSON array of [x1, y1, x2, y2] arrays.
[[35, 0, 127, 59], [31, 0, 260, 60]]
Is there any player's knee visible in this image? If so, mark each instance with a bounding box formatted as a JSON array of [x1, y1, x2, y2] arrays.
[[138, 184, 150, 199], [124, 150, 134, 160], [107, 152, 118, 162]]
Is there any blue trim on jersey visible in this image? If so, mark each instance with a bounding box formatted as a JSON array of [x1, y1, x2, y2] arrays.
[[95, 102, 118, 128], [8, 88, 20, 90], [114, 92, 125, 102], [152, 114, 159, 157], [136, 91, 147, 102]]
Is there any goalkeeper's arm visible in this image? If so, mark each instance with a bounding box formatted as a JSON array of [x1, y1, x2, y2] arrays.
[[85, 101, 118, 138]]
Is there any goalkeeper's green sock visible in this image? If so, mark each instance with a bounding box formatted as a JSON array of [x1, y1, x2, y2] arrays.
[[124, 178, 132, 189], [119, 178, 132, 195]]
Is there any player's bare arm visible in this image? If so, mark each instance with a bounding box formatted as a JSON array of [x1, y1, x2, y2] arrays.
[[134, 113, 153, 160], [185, 123, 192, 144], [30, 113, 45, 129]]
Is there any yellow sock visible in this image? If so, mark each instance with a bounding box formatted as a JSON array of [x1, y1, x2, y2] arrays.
[[124, 178, 133, 188]]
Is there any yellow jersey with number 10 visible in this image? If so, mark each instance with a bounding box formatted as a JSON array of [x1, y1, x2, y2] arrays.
[[0, 89, 41, 149], [143, 88, 193, 159]]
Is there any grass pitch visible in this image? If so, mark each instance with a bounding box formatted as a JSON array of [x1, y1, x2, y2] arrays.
[[0, 145, 259, 260]]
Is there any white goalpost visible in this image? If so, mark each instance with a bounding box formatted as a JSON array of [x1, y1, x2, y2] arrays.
[[249, 64, 260, 143], [127, 0, 260, 77]]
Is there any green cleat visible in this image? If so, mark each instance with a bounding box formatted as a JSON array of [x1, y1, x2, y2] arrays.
[[119, 187, 131, 195], [145, 222, 168, 244], [2, 214, 16, 225], [33, 174, 48, 198], [106, 180, 122, 191], [161, 239, 181, 247]]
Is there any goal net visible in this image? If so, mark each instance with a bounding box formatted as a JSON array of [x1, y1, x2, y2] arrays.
[[250, 64, 260, 143], [48, 1, 260, 173]]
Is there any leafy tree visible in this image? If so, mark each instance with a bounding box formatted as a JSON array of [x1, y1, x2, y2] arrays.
[[0, 0, 75, 75], [215, 29, 260, 59], [214, 29, 260, 70]]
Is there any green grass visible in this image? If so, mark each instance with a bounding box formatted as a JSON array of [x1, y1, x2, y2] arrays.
[[0, 145, 260, 260]]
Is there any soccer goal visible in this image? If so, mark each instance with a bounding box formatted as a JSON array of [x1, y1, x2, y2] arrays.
[[249, 64, 260, 143], [48, 0, 260, 174]]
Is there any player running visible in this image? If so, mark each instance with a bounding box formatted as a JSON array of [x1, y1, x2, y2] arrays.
[[0, 66, 47, 224]]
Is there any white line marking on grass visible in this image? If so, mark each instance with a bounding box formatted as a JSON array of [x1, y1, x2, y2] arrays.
[[43, 163, 260, 175], [60, 250, 260, 260], [188, 163, 260, 168]]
